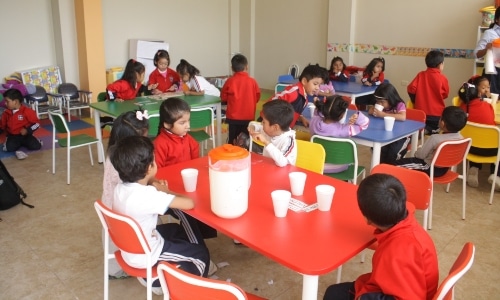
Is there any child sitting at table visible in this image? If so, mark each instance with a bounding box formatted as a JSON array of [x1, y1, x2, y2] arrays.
[[457, 79, 500, 190], [176, 59, 220, 97], [110, 135, 211, 295], [106, 59, 155, 102], [361, 57, 385, 87], [407, 50, 449, 135], [309, 95, 369, 173], [367, 82, 408, 164], [323, 173, 438, 300], [393, 106, 467, 177], [148, 49, 181, 95], [328, 56, 349, 82], [248, 100, 297, 167]]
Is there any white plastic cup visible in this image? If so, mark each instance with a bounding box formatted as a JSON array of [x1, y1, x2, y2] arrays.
[[374, 104, 384, 112], [316, 185, 335, 212], [308, 103, 315, 118], [181, 168, 198, 192], [384, 116, 396, 131], [289, 172, 307, 196], [490, 93, 499, 102], [271, 190, 291, 217], [484, 98, 493, 104]]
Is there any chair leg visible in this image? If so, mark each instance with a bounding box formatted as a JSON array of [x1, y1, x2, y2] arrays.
[[52, 138, 56, 175], [360, 250, 366, 263], [489, 164, 499, 205], [428, 184, 434, 230], [336, 265, 342, 284], [67, 147, 71, 185], [423, 209, 429, 231], [88, 145, 94, 166]]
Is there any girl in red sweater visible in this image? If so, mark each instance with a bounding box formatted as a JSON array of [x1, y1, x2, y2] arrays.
[[106, 59, 153, 102], [148, 49, 180, 95]]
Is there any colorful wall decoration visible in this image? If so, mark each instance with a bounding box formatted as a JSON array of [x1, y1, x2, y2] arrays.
[[16, 66, 62, 93]]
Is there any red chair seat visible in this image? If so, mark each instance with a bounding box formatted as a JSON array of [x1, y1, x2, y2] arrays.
[[115, 251, 158, 278]]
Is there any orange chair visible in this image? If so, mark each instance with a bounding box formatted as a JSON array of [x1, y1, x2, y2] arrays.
[[428, 139, 472, 230], [94, 200, 158, 300], [157, 261, 267, 300], [433, 242, 475, 300], [406, 108, 426, 149]]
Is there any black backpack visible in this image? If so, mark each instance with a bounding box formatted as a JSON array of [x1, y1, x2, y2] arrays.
[[0, 160, 33, 219]]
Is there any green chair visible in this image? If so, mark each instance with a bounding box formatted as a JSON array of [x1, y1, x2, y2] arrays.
[[147, 113, 160, 140], [188, 107, 214, 156], [311, 135, 366, 184], [48, 110, 104, 184]]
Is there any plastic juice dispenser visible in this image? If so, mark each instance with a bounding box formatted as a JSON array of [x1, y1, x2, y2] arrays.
[[208, 144, 251, 219]]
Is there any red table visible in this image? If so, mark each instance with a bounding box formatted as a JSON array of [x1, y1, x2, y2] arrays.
[[156, 153, 375, 300]]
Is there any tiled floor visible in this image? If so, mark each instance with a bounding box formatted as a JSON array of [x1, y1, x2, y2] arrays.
[[1, 130, 499, 299]]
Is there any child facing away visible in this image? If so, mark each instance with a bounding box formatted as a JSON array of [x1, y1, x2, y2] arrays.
[[221, 54, 261, 145], [148, 49, 181, 95], [367, 83, 409, 164], [328, 56, 349, 82], [110, 135, 211, 295], [106, 59, 155, 102], [248, 100, 297, 167], [309, 95, 369, 173], [393, 106, 467, 177], [361, 57, 385, 87], [0, 89, 42, 160], [270, 64, 328, 128], [457, 79, 500, 190], [407, 50, 449, 135], [176, 59, 220, 97], [323, 173, 438, 300]]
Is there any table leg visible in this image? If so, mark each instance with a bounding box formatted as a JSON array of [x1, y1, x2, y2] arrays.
[[410, 131, 418, 157], [93, 109, 104, 163], [371, 143, 382, 170], [215, 103, 222, 146], [302, 274, 319, 300]]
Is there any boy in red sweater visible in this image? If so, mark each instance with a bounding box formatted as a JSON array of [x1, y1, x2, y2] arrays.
[[408, 50, 449, 135], [0, 89, 42, 160], [323, 174, 439, 300], [221, 54, 261, 144]]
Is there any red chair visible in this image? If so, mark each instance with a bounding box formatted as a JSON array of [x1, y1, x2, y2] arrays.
[[406, 108, 426, 149], [428, 139, 472, 230], [157, 261, 267, 300], [433, 242, 475, 300], [94, 200, 158, 300]]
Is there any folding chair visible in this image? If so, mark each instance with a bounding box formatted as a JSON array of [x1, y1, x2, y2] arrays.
[[26, 85, 63, 119], [58, 83, 92, 122], [157, 261, 267, 300], [460, 121, 500, 205], [295, 140, 325, 174], [48, 110, 104, 184], [433, 242, 475, 300], [188, 107, 215, 156]]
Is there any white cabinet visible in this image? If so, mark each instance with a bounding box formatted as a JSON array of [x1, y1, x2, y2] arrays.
[[474, 26, 489, 75]]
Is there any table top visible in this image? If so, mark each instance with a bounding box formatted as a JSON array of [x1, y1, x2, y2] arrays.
[[90, 94, 221, 117], [156, 153, 375, 275], [332, 81, 378, 95]]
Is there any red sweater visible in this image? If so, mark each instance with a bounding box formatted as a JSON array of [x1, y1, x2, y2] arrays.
[[0, 105, 40, 135], [148, 68, 180, 93], [106, 79, 145, 100], [407, 68, 449, 117], [271, 82, 308, 127], [221, 72, 260, 121], [460, 99, 496, 125], [361, 71, 384, 86], [354, 213, 438, 300], [153, 129, 199, 168]]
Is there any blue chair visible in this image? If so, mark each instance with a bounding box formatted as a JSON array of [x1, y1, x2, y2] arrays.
[[277, 74, 295, 84]]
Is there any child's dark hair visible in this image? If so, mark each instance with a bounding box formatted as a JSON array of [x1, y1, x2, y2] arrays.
[[176, 59, 200, 80], [231, 54, 248, 72], [108, 111, 149, 153], [425, 50, 444, 68], [299, 64, 328, 83], [262, 100, 294, 131], [468, 75, 489, 98], [457, 82, 479, 115], [328, 56, 346, 73], [121, 59, 145, 89], [441, 106, 467, 132], [373, 82, 404, 109], [357, 173, 407, 228], [364, 57, 385, 76], [153, 49, 171, 67], [3, 88, 24, 103], [159, 97, 191, 134], [314, 95, 348, 122], [110, 136, 154, 183]]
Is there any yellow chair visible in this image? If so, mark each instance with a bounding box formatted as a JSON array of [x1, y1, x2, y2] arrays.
[[295, 140, 325, 174], [452, 96, 460, 107], [295, 129, 311, 141], [406, 100, 414, 109], [460, 121, 500, 205]]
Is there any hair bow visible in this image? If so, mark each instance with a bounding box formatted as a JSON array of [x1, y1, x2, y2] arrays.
[[136, 110, 150, 120]]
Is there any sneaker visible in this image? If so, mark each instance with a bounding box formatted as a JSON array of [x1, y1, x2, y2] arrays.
[[487, 174, 500, 191], [38, 139, 43, 147], [108, 270, 129, 280], [136, 277, 163, 296], [467, 167, 479, 188], [208, 260, 218, 276], [15, 151, 28, 160], [233, 239, 242, 245]]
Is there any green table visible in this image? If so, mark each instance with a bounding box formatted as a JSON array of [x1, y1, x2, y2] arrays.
[[90, 94, 222, 162]]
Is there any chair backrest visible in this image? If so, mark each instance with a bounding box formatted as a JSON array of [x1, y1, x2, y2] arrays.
[[148, 113, 161, 138], [406, 100, 414, 109], [157, 261, 248, 300], [48, 110, 70, 134], [431, 139, 471, 169], [406, 108, 426, 123], [433, 242, 475, 300], [310, 135, 358, 166], [277, 74, 294, 83], [97, 92, 107, 102], [371, 164, 431, 211], [27, 85, 48, 102], [94, 200, 151, 255], [58, 83, 79, 99], [288, 64, 300, 79], [460, 121, 500, 150], [190, 107, 213, 130], [274, 83, 290, 94], [296, 140, 326, 174], [452, 96, 460, 107]]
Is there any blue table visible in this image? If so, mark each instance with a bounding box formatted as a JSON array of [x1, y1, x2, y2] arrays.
[[332, 81, 378, 104], [349, 111, 425, 170]]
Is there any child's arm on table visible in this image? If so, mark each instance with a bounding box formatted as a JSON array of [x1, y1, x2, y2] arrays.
[[152, 180, 195, 210]]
